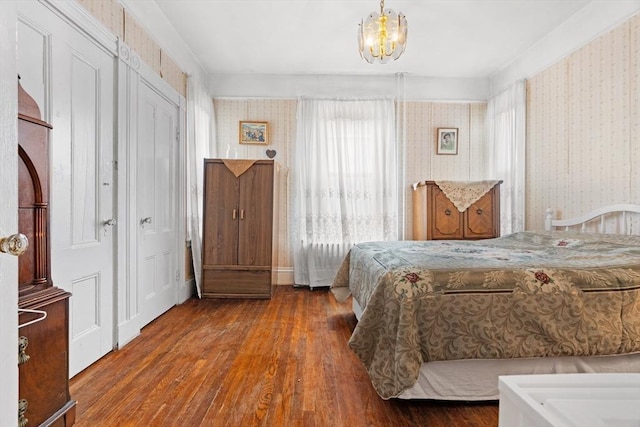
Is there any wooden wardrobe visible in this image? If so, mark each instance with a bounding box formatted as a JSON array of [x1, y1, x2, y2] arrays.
[[201, 159, 275, 298], [17, 79, 75, 426], [425, 181, 501, 240]]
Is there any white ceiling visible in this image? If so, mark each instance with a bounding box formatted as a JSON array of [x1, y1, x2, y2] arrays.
[[151, 0, 594, 79]]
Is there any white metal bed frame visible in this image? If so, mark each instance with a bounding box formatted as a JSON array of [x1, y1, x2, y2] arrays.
[[545, 204, 640, 235]]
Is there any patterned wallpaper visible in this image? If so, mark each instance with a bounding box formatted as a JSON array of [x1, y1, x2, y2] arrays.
[[526, 12, 639, 231], [77, 0, 186, 96], [77, 0, 123, 38], [214, 98, 488, 273], [403, 101, 488, 237], [123, 10, 161, 71], [631, 13, 640, 214]]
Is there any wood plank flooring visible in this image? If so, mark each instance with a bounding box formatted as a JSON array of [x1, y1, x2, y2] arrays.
[[70, 286, 499, 426]]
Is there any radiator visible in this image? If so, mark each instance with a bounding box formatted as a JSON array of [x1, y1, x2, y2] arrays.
[[297, 242, 353, 289]]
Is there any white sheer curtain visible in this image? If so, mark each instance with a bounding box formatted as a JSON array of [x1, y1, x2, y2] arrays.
[[186, 77, 216, 297], [487, 80, 526, 234], [292, 98, 399, 288]]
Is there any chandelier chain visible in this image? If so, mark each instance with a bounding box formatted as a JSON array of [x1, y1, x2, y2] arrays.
[[379, 0, 385, 14]]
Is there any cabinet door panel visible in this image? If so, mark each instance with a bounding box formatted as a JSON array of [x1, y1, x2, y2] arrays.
[[429, 187, 463, 239], [464, 190, 497, 239], [203, 162, 239, 265], [18, 294, 72, 426], [238, 163, 274, 266]]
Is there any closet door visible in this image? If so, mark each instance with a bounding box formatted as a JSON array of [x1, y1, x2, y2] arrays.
[[32, 6, 117, 377], [137, 81, 179, 328]]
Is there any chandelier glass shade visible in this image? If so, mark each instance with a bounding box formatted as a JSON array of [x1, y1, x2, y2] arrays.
[[358, 0, 407, 64]]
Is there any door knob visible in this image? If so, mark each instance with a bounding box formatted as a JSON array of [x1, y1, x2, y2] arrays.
[[103, 218, 117, 226], [0, 233, 29, 256], [140, 217, 152, 226]]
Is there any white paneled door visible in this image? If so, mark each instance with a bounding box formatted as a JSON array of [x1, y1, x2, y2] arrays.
[[49, 24, 115, 377], [0, 2, 19, 422], [137, 81, 178, 327]]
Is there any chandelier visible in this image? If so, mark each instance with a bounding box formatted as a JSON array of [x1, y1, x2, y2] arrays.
[[358, 0, 408, 64]]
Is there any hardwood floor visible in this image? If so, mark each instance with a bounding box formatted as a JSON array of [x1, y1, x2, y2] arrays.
[[70, 286, 499, 426]]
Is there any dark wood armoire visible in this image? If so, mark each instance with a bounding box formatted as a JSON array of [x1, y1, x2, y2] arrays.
[[425, 181, 501, 240], [17, 79, 75, 426], [201, 159, 275, 298]]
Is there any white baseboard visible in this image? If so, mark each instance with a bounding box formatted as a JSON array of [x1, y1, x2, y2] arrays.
[[178, 278, 195, 302], [117, 318, 141, 349], [273, 267, 294, 285]]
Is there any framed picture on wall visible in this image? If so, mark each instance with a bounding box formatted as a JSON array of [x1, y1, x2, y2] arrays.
[[239, 121, 269, 145], [436, 128, 458, 155]]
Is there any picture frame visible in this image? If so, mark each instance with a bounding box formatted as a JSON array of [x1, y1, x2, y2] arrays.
[[239, 121, 269, 145], [436, 128, 458, 155]]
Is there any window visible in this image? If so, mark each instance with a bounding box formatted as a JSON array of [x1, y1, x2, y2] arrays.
[[292, 98, 398, 287]]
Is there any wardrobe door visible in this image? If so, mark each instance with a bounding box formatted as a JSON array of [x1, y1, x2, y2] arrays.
[[237, 163, 274, 267], [203, 161, 239, 266]]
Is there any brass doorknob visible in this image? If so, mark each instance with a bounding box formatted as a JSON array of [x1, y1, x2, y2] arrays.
[[0, 233, 29, 256]]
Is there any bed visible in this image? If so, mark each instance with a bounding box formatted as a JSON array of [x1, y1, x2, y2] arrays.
[[331, 204, 640, 400]]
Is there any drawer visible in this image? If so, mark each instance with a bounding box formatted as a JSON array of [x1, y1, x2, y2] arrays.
[[202, 269, 271, 298]]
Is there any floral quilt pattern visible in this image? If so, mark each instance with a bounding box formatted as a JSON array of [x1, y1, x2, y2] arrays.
[[331, 231, 640, 399]]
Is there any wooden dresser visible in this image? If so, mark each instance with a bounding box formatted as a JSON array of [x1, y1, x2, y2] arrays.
[[17, 80, 75, 426], [425, 181, 501, 240], [201, 159, 275, 298]]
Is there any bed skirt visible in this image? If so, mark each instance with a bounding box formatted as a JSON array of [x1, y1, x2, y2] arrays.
[[352, 298, 640, 400]]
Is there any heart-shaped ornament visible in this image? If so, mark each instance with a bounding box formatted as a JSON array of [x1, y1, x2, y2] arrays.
[[266, 149, 276, 159]]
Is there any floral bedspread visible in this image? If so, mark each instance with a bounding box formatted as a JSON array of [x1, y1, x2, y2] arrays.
[[331, 231, 640, 399]]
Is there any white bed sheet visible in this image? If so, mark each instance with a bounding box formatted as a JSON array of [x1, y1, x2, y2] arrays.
[[352, 298, 640, 400]]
